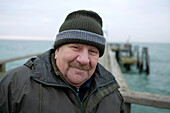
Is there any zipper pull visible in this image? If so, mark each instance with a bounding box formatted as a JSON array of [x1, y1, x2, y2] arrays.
[[77, 88, 79, 92], [76, 88, 80, 96]]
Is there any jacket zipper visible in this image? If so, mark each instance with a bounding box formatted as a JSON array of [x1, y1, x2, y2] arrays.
[[32, 78, 85, 113]]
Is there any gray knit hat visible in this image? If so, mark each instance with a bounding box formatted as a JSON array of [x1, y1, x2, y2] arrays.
[[54, 10, 106, 57]]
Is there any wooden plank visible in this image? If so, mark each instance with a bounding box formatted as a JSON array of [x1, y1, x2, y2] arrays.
[[108, 45, 130, 92], [120, 56, 138, 65], [122, 91, 170, 109]]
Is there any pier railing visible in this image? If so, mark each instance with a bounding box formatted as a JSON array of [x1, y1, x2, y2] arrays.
[[0, 44, 170, 113], [0, 53, 42, 76]]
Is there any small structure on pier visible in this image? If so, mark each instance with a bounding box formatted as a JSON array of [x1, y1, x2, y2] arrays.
[[110, 43, 150, 74]]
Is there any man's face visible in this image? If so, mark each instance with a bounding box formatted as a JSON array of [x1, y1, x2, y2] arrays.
[[55, 43, 99, 88]]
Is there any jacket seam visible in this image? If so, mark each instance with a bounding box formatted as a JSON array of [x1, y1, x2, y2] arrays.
[[39, 83, 42, 113]]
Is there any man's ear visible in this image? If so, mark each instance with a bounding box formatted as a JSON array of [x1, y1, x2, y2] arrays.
[[54, 48, 59, 59]]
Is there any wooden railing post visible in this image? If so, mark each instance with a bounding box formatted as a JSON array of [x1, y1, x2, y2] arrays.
[[0, 63, 5, 77], [0, 63, 5, 72], [125, 103, 131, 113]]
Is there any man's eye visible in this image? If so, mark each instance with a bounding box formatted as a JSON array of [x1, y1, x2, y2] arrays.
[[89, 50, 98, 54], [72, 46, 79, 50]]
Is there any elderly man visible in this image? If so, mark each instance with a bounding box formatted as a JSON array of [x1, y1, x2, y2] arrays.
[[0, 10, 126, 113]]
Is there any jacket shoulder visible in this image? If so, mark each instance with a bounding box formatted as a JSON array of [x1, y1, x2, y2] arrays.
[[0, 65, 32, 99], [0, 65, 32, 112]]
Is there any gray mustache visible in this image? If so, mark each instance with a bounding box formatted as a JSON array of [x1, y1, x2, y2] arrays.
[[69, 62, 91, 71]]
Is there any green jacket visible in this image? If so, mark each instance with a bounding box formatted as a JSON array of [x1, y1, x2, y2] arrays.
[[0, 49, 126, 113]]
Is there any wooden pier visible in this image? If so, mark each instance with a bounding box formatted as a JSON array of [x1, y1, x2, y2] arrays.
[[99, 43, 170, 112], [0, 44, 170, 112]]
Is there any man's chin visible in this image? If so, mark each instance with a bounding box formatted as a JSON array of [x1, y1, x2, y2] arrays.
[[66, 74, 87, 86], [67, 80, 85, 88]]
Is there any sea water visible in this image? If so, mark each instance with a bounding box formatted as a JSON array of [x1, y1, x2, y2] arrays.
[[0, 40, 170, 113], [123, 42, 170, 113]]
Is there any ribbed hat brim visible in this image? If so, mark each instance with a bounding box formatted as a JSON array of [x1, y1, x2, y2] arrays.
[[54, 30, 106, 57]]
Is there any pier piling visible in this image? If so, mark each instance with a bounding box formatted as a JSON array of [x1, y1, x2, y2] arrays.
[[139, 47, 149, 74]]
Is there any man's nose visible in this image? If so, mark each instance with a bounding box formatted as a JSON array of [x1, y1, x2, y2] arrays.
[[77, 50, 90, 65]]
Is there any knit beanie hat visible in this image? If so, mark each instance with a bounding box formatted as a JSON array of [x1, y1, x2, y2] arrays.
[[54, 10, 106, 57]]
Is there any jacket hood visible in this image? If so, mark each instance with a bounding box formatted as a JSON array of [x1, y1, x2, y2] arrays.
[[24, 49, 62, 84]]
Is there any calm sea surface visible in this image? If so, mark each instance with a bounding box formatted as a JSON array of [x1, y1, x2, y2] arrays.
[[0, 39, 170, 113]]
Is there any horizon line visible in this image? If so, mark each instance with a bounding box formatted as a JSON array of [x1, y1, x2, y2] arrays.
[[0, 35, 170, 44]]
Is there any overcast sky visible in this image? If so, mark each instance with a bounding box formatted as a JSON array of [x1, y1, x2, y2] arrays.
[[0, 0, 170, 43]]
